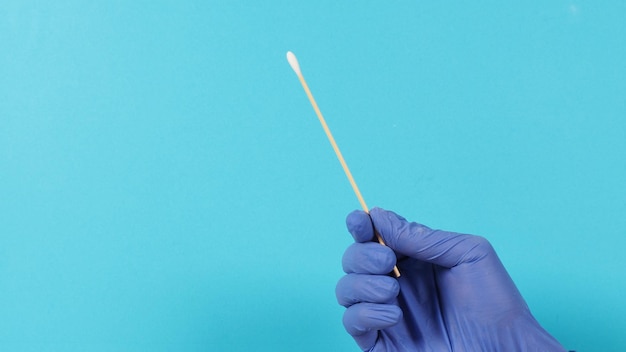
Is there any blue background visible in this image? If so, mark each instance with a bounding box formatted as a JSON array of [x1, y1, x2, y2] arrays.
[[2, 1, 625, 351]]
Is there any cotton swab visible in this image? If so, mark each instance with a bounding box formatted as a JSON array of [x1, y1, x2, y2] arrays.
[[286, 51, 401, 278]]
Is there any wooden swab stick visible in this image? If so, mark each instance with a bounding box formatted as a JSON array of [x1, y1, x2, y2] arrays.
[[286, 51, 400, 278]]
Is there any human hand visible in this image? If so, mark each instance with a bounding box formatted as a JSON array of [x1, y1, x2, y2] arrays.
[[335, 207, 565, 351]]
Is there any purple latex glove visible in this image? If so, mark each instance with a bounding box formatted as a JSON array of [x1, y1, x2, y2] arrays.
[[336, 207, 566, 351]]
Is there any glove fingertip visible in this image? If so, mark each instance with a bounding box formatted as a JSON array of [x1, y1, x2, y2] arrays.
[[346, 210, 374, 243], [343, 303, 402, 351], [343, 303, 403, 335], [386, 304, 403, 324]]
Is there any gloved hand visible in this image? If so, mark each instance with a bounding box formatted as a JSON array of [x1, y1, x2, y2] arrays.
[[336, 207, 566, 351]]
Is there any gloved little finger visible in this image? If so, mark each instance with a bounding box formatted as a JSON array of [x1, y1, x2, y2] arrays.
[[336, 274, 400, 307], [343, 302, 402, 350], [342, 242, 396, 274]]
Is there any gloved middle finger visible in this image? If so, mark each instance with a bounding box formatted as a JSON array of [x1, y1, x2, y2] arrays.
[[342, 242, 397, 274], [336, 273, 400, 307]]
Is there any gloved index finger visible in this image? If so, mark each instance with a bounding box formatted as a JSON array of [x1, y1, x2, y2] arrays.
[[346, 210, 375, 243]]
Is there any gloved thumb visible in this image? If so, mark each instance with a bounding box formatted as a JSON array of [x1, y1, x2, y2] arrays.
[[369, 207, 493, 269]]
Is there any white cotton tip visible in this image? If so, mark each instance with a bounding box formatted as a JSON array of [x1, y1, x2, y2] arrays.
[[286, 51, 302, 76]]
